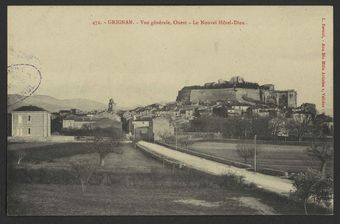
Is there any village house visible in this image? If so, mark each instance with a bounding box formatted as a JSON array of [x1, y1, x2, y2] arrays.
[[11, 105, 51, 137], [172, 117, 190, 132], [248, 105, 272, 117], [132, 119, 153, 141], [59, 109, 72, 118], [62, 115, 95, 129], [134, 104, 163, 119], [152, 117, 175, 141], [226, 108, 239, 117], [197, 106, 213, 117], [315, 113, 334, 136], [177, 105, 198, 120], [90, 117, 123, 134], [163, 102, 178, 111], [211, 105, 227, 117], [291, 112, 308, 123], [154, 109, 176, 118], [255, 109, 270, 117], [230, 103, 251, 115]]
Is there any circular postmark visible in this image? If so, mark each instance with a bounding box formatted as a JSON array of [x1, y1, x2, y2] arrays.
[[8, 64, 42, 106]]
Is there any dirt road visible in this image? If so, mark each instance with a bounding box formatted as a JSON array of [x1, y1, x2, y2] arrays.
[[137, 141, 294, 196]]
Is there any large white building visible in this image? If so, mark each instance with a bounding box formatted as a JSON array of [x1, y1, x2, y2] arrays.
[[11, 105, 51, 137]]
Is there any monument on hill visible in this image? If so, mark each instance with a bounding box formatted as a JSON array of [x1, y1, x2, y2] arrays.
[[108, 98, 116, 113]]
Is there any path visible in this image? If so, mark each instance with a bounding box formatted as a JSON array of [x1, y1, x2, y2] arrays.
[[137, 141, 294, 196]]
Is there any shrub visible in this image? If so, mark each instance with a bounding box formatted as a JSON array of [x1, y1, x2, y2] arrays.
[[236, 143, 255, 164], [310, 177, 333, 207], [15, 151, 27, 166], [307, 142, 333, 178], [220, 173, 245, 189], [69, 161, 97, 193], [290, 168, 333, 214]]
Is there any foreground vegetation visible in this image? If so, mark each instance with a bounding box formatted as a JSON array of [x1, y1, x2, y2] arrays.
[[7, 142, 332, 215]]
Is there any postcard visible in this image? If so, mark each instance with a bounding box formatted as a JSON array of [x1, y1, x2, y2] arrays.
[[7, 6, 333, 215]]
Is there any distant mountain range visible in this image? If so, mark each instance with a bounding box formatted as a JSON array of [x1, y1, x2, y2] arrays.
[[7, 94, 333, 117], [8, 94, 107, 113]]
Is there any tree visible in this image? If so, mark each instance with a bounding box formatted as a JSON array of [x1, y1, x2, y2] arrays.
[[287, 116, 312, 142], [307, 142, 333, 178], [313, 114, 333, 138], [228, 117, 252, 139], [93, 136, 122, 167], [310, 177, 333, 207], [51, 116, 62, 133], [291, 169, 333, 214], [69, 161, 97, 193], [190, 116, 226, 133], [88, 120, 123, 167], [212, 106, 228, 118], [236, 144, 255, 164], [252, 117, 272, 140], [301, 103, 317, 117], [268, 117, 287, 139], [287, 103, 317, 142]]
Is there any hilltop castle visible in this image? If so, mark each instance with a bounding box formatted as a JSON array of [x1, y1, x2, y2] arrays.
[[176, 76, 297, 108]]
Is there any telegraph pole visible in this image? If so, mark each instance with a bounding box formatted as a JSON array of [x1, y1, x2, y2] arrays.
[[175, 125, 178, 150], [254, 134, 257, 172]]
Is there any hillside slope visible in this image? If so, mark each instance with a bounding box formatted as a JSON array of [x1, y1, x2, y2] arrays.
[[8, 94, 106, 113]]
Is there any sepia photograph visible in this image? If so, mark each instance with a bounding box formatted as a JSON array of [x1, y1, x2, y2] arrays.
[[6, 6, 334, 216]]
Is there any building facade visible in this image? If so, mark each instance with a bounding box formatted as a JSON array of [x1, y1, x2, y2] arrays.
[[177, 76, 297, 108], [274, 90, 297, 108], [12, 106, 51, 137], [132, 120, 153, 141], [152, 117, 175, 141]]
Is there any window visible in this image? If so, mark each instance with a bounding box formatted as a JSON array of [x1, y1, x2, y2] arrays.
[[28, 115, 31, 122], [16, 128, 23, 136], [28, 128, 31, 135], [18, 115, 22, 124]]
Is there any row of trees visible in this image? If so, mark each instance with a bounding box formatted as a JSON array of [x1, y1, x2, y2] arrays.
[[188, 112, 332, 141]]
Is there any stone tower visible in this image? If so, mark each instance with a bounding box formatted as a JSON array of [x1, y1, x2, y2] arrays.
[[108, 98, 115, 113]]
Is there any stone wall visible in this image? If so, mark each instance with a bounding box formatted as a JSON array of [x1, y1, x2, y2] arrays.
[[176, 89, 191, 103], [188, 88, 260, 103]]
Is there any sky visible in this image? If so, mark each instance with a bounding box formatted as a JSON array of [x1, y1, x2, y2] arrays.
[[8, 6, 333, 113]]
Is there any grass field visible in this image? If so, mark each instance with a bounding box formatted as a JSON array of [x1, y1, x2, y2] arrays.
[[189, 141, 334, 176], [9, 184, 267, 215], [7, 142, 331, 215], [8, 142, 164, 172]]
